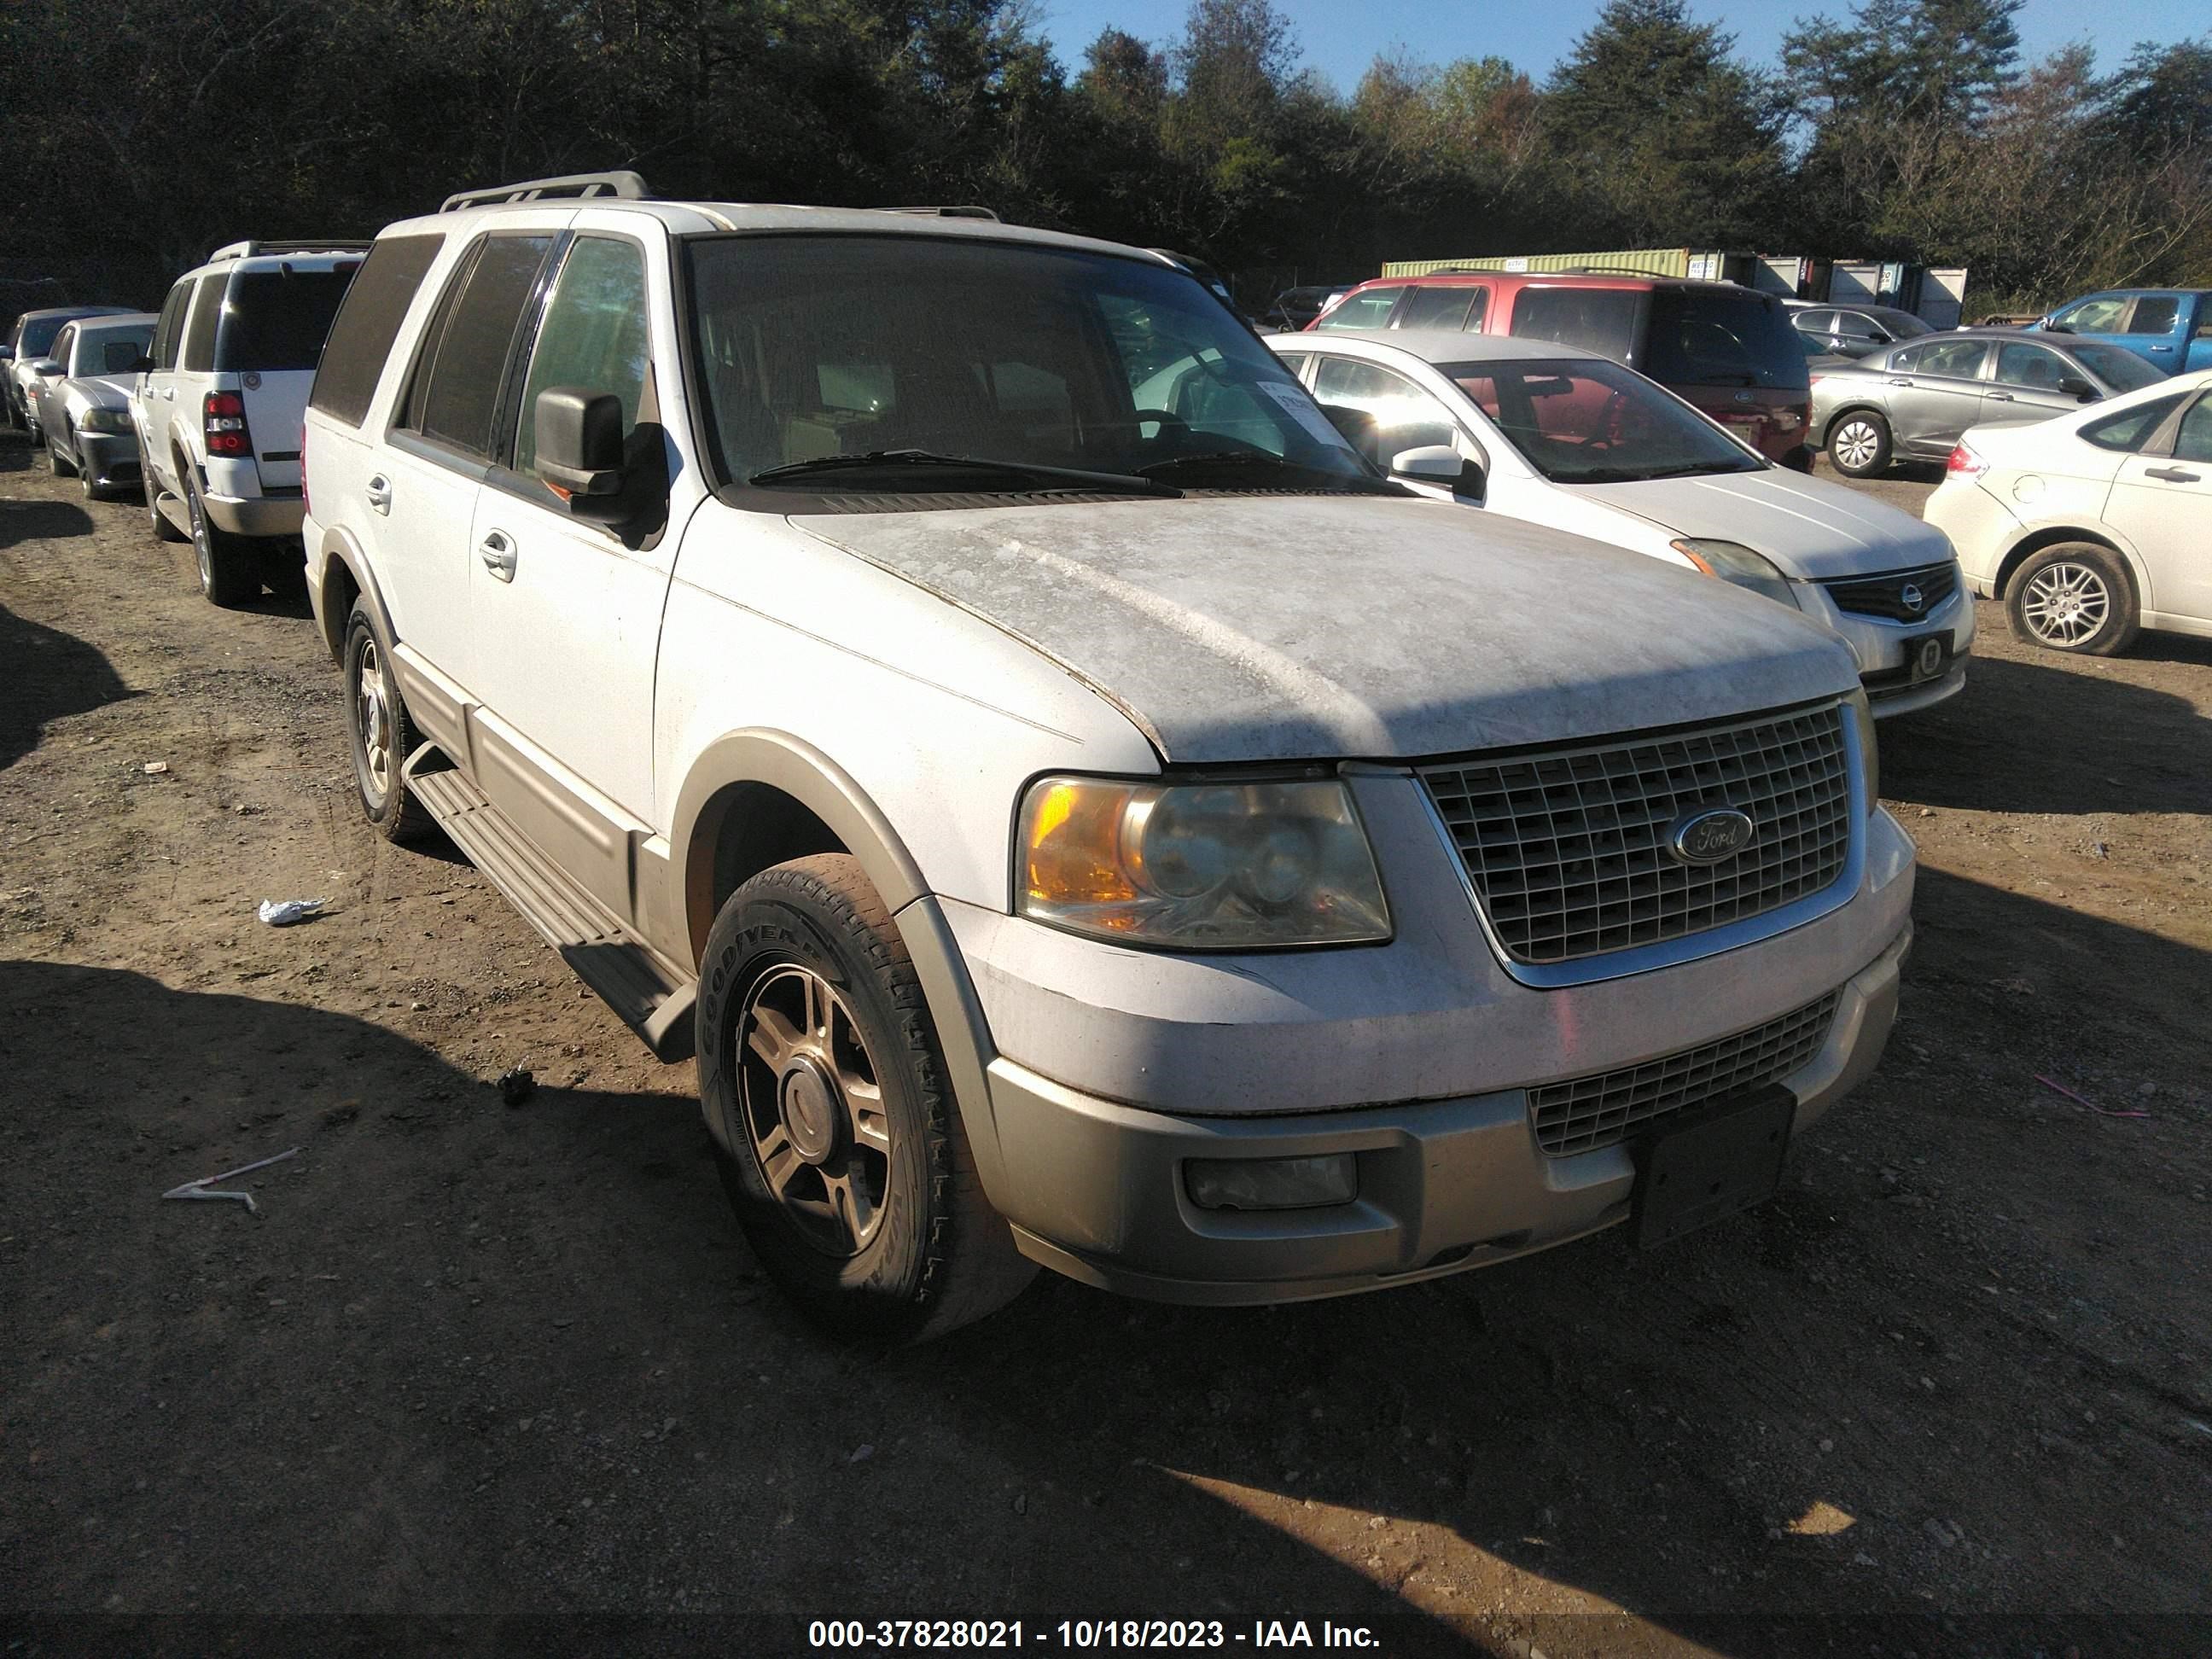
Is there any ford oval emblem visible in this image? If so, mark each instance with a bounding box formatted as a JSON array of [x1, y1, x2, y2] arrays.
[[1668, 807, 1756, 865], [242, 370, 262, 391], [1900, 582, 1924, 613], [1733, 391, 1755, 404]]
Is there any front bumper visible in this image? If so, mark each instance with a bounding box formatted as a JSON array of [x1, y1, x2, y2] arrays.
[[202, 489, 305, 539], [78, 431, 141, 488], [1799, 584, 1976, 718], [987, 924, 1910, 1304]]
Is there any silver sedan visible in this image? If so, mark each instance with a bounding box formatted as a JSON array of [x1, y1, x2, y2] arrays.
[[1811, 328, 2167, 477], [32, 313, 155, 498]]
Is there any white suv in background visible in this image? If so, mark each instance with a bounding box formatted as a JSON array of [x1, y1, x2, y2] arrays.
[[133, 241, 366, 604], [302, 173, 1914, 1342]]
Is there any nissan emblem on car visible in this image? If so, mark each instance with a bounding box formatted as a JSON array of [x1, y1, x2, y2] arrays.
[[1668, 807, 1757, 865], [1901, 582, 1924, 613]]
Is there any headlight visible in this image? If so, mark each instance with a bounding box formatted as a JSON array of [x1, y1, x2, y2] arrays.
[[1017, 775, 1391, 949], [1846, 688, 1879, 813], [80, 406, 132, 434], [1671, 538, 1802, 610]]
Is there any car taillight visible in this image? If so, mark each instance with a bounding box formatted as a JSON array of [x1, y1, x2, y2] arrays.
[[204, 390, 251, 457], [1946, 444, 1986, 479]]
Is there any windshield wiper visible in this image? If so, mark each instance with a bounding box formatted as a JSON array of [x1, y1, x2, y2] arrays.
[[1134, 451, 1394, 491], [748, 449, 1178, 497], [1557, 461, 1750, 484]]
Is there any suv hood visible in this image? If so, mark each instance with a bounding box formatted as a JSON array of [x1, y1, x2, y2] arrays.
[[1575, 469, 1953, 581], [791, 497, 1857, 763]]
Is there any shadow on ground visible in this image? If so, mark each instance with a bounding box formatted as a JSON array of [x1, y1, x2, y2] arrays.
[[5, 872, 2205, 1655], [1882, 649, 2211, 818], [0, 603, 137, 769]]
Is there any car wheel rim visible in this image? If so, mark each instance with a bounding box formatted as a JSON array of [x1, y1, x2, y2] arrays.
[[189, 488, 212, 588], [2022, 562, 2110, 645], [354, 640, 393, 801], [736, 963, 891, 1258], [1835, 422, 1878, 469]]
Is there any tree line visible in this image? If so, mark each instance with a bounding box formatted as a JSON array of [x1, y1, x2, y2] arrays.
[[1, 0, 2205, 317]]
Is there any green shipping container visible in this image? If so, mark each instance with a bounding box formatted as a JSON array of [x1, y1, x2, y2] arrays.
[[1382, 248, 1697, 279]]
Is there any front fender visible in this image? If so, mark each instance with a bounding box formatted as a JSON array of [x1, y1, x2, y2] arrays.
[[668, 730, 1014, 1202]]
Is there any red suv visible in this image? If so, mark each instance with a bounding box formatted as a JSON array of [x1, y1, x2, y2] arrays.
[[1310, 271, 1813, 465]]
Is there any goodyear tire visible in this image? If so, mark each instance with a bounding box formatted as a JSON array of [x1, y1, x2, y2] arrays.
[[698, 854, 1034, 1343]]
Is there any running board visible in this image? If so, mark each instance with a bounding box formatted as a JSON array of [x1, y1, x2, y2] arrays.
[[407, 761, 696, 1062], [154, 490, 190, 538]]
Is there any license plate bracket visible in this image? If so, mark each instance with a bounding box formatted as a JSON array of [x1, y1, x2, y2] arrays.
[[1901, 631, 1951, 682], [1633, 1086, 1796, 1249]]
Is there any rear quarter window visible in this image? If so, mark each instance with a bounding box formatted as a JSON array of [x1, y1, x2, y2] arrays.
[[2080, 393, 2186, 451], [1507, 288, 1640, 364], [180, 274, 226, 371], [216, 267, 361, 373], [1644, 291, 1807, 390], [311, 234, 445, 428]]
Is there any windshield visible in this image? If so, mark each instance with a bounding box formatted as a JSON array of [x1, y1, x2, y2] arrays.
[[2069, 342, 2164, 393], [686, 236, 1370, 493], [214, 269, 360, 371], [1644, 291, 1808, 390], [19, 317, 68, 356], [1442, 356, 1764, 484]]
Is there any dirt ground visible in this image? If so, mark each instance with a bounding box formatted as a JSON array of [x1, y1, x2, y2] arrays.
[[3, 433, 2208, 1657]]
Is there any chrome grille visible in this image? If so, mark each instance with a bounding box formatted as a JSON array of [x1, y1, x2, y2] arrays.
[[1420, 704, 1853, 964], [1821, 560, 1959, 622], [1528, 992, 1839, 1155]]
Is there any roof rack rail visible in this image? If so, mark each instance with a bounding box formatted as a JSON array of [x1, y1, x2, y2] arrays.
[[439, 171, 653, 213], [207, 239, 375, 262], [882, 205, 1001, 221], [1548, 265, 1678, 278]]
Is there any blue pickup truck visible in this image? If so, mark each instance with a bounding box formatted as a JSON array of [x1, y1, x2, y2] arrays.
[[2035, 289, 2212, 375]]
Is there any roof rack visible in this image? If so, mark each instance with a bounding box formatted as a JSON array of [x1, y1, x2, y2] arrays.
[[882, 205, 1001, 221], [1546, 265, 1683, 278], [207, 240, 374, 262], [439, 171, 653, 213]]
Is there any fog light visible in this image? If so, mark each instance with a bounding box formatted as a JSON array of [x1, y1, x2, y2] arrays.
[[1185, 1154, 1357, 1211]]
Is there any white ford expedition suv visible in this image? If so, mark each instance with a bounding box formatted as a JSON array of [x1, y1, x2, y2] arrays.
[[303, 173, 1915, 1342], [135, 240, 367, 604]]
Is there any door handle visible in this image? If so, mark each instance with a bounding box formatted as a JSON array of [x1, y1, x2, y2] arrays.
[[2144, 465, 2201, 482], [364, 474, 392, 515], [1986, 392, 2015, 401], [2150, 344, 2174, 352], [479, 530, 517, 580], [160, 387, 174, 400], [1886, 377, 1914, 387]]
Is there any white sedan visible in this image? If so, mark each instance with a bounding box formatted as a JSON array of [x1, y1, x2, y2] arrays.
[[1925, 368, 2212, 655], [1269, 330, 1973, 716]]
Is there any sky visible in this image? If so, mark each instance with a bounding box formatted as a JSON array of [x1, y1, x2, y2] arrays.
[[1033, 0, 2196, 90]]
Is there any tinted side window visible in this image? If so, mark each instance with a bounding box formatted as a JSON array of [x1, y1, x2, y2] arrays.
[[514, 237, 649, 474], [2056, 296, 2128, 333], [180, 274, 226, 371], [151, 282, 191, 370], [1994, 343, 2067, 388], [313, 233, 445, 427], [2128, 297, 2180, 335], [405, 235, 554, 458], [215, 268, 359, 372], [1315, 287, 1404, 331], [2079, 393, 2186, 452], [1795, 310, 1836, 335], [1644, 291, 1806, 388], [1508, 288, 1641, 364], [1396, 286, 1472, 331], [100, 330, 151, 375], [2174, 396, 2212, 463], [1311, 357, 1458, 465], [1916, 340, 1989, 381]]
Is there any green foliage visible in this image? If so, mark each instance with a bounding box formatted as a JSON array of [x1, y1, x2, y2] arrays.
[[0, 0, 2202, 318]]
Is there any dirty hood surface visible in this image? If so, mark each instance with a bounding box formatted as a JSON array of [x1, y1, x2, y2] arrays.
[[790, 495, 1859, 764], [1577, 469, 1953, 582]]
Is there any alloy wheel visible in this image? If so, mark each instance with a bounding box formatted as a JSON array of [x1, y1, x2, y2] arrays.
[[354, 638, 393, 802], [1833, 421, 1880, 471], [736, 963, 892, 1257], [2020, 561, 2110, 647], [188, 484, 212, 591]]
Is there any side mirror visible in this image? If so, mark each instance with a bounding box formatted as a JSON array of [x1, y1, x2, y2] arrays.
[[0, 344, 13, 363], [28, 358, 61, 377], [1391, 444, 1484, 494], [534, 387, 626, 504], [2057, 375, 2098, 402], [132, 353, 154, 374]]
